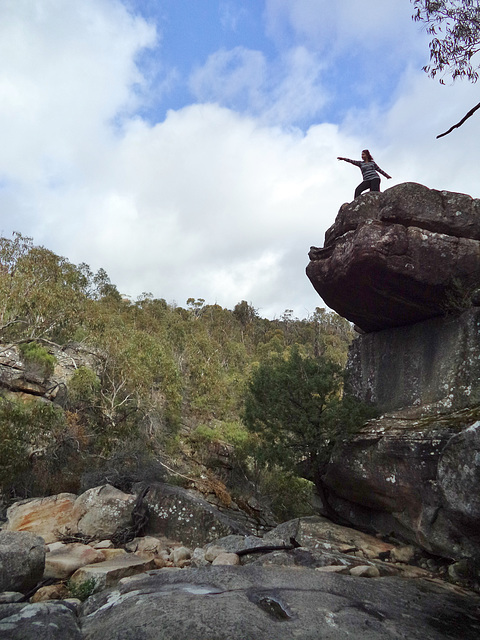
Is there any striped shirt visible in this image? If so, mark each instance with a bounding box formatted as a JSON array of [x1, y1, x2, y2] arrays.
[[342, 158, 390, 181]]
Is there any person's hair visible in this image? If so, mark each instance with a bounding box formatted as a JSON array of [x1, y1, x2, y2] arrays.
[[362, 149, 373, 162]]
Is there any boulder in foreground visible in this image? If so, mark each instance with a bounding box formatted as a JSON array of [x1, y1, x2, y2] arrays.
[[80, 565, 480, 640]]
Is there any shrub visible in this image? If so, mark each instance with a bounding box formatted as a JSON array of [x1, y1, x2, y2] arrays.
[[67, 577, 97, 601], [0, 395, 67, 494], [67, 366, 100, 408], [257, 469, 316, 522], [19, 342, 56, 381]]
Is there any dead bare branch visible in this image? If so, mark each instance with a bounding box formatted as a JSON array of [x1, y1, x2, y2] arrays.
[[437, 100, 480, 137]]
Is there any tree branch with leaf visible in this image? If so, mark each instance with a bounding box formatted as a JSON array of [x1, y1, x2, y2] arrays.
[[412, 0, 480, 137]]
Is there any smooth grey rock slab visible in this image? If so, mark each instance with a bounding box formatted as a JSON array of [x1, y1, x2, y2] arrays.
[[80, 565, 480, 640], [0, 602, 82, 640]]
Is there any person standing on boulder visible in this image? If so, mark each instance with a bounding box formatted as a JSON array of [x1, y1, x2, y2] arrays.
[[337, 150, 391, 198]]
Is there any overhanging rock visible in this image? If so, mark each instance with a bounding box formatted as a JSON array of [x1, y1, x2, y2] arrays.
[[306, 182, 480, 333]]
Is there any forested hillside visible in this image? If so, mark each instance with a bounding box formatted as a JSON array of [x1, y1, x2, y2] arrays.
[[0, 232, 356, 520]]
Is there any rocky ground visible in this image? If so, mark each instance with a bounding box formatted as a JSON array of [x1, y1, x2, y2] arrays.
[[1, 483, 480, 639]]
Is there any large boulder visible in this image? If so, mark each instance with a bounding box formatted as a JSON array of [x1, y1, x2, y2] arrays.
[[5, 485, 138, 543], [306, 183, 480, 332], [5, 493, 77, 544], [264, 515, 394, 559], [0, 602, 82, 640], [44, 542, 106, 579], [0, 531, 45, 593], [144, 483, 250, 547], [69, 553, 156, 594], [72, 484, 137, 539]]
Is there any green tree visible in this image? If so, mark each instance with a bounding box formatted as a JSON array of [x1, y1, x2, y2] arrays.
[[0, 396, 67, 490], [243, 347, 376, 519], [412, 0, 480, 136], [0, 232, 89, 342]]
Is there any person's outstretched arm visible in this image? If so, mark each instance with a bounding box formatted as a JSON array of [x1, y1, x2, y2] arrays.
[[337, 157, 361, 166], [374, 163, 392, 179]]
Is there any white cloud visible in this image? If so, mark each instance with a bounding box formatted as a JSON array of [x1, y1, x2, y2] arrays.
[[189, 44, 327, 126], [0, 0, 156, 183], [53, 105, 355, 317], [189, 46, 267, 111], [264, 0, 426, 56]]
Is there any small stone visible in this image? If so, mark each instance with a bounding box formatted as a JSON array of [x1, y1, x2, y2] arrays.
[[448, 559, 476, 582], [205, 545, 226, 563], [31, 583, 70, 602], [93, 540, 114, 550], [390, 545, 416, 564], [172, 547, 191, 565], [191, 548, 209, 568], [153, 557, 168, 569], [397, 566, 431, 579], [125, 536, 169, 557], [176, 559, 192, 568], [349, 565, 380, 578], [212, 553, 240, 566], [99, 549, 127, 560], [63, 598, 82, 606]]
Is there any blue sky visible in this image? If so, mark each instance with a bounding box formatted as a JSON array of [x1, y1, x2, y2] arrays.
[[1, 0, 480, 319]]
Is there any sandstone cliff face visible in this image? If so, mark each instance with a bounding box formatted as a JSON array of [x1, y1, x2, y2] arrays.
[[306, 183, 480, 569], [306, 182, 480, 333]]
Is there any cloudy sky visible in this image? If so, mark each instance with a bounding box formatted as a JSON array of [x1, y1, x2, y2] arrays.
[[1, 0, 480, 319]]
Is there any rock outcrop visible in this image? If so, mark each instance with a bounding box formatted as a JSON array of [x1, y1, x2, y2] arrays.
[[143, 483, 251, 546], [44, 567, 480, 639], [323, 409, 480, 564], [346, 307, 480, 413], [306, 183, 480, 579], [306, 183, 480, 332], [0, 342, 101, 404]]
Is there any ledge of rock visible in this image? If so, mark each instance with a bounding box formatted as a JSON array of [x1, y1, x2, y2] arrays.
[[306, 183, 480, 332]]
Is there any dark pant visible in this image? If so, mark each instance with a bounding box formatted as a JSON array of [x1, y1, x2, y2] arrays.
[[355, 178, 380, 198]]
